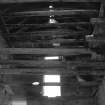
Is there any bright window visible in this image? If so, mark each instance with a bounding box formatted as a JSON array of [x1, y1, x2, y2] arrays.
[[43, 75, 60, 83], [43, 86, 61, 97], [43, 75, 61, 97], [44, 56, 60, 60]]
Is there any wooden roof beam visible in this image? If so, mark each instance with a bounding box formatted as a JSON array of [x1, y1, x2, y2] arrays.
[[13, 9, 98, 16], [6, 22, 91, 27], [90, 18, 105, 24], [0, 68, 104, 76], [0, 60, 105, 68], [8, 31, 89, 38], [0, 48, 95, 55], [6, 81, 100, 87], [0, 68, 75, 75], [0, 0, 102, 3]]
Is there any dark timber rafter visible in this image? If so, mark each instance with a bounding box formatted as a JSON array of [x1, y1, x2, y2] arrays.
[[0, 48, 96, 55], [0, 67, 104, 76], [0, 13, 10, 46], [13, 10, 98, 17], [88, 1, 105, 50]]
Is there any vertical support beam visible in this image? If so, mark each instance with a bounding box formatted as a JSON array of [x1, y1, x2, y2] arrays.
[[0, 84, 14, 105], [0, 14, 13, 105], [0, 14, 9, 34], [92, 1, 105, 39], [0, 14, 10, 60], [99, 3, 105, 17], [97, 76, 105, 105], [0, 13, 10, 47]]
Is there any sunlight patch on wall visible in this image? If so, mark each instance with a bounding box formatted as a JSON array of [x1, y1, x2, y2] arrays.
[[43, 86, 61, 97], [43, 75, 61, 97]]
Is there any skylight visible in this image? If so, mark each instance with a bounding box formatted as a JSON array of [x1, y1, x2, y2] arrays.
[[44, 56, 60, 60], [43, 75, 60, 83]]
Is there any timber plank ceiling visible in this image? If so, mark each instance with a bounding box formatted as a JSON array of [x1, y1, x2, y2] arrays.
[[0, 0, 104, 102]]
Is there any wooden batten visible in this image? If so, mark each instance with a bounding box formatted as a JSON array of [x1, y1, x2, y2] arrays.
[[0, 48, 95, 55]]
